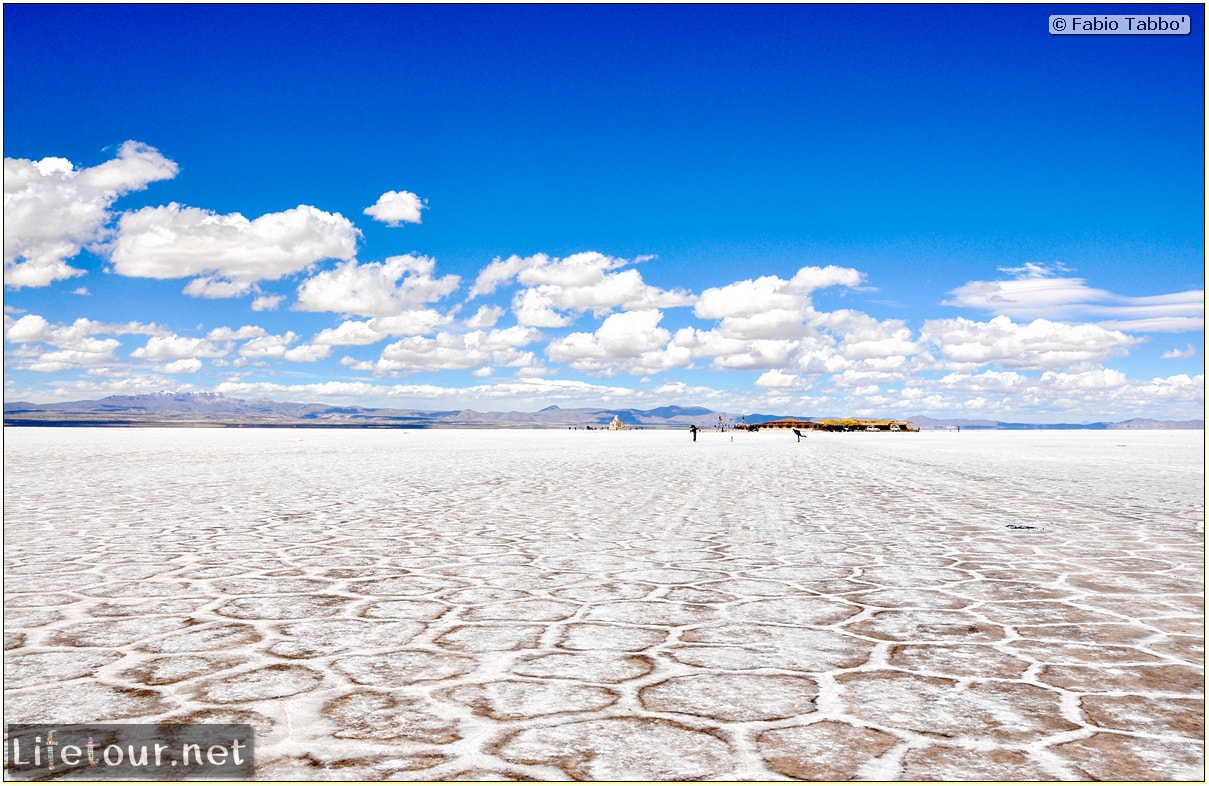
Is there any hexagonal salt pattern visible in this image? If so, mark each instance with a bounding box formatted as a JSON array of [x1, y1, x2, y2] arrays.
[[4, 427, 1203, 780]]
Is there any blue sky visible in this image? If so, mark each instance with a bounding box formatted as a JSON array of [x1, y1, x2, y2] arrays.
[[4, 4, 1204, 421]]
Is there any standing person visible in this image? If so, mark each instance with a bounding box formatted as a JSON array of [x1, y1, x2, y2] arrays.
[[690, 425, 698, 442]]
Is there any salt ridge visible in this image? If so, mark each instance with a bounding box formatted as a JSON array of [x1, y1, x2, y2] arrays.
[[3, 428, 1204, 780]]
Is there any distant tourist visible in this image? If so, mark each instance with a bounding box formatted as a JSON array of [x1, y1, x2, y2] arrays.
[[793, 428, 805, 442], [690, 425, 698, 442]]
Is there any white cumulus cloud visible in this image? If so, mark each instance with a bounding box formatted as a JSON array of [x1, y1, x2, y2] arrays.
[[206, 325, 268, 342], [836, 313, 920, 361], [132, 334, 227, 361], [465, 305, 505, 330], [546, 310, 693, 376], [107, 202, 360, 297], [4, 141, 179, 288], [364, 190, 426, 226], [921, 315, 1141, 371], [470, 252, 695, 325], [237, 331, 330, 362], [754, 369, 804, 389], [2, 313, 155, 372], [364, 326, 542, 374], [162, 358, 203, 374], [251, 294, 285, 311], [295, 255, 459, 317], [312, 309, 452, 346], [695, 265, 863, 340], [4, 313, 163, 356]]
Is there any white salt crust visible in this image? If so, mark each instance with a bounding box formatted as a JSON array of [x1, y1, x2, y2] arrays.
[[4, 427, 1203, 780]]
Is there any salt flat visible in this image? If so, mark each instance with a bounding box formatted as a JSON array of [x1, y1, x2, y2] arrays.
[[3, 426, 1204, 780]]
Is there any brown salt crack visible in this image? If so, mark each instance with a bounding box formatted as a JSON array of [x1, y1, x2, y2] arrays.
[[640, 672, 819, 721], [835, 670, 1081, 741], [489, 717, 733, 780], [757, 720, 900, 779]]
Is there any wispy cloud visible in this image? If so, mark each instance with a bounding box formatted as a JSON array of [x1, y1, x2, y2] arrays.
[[944, 262, 1204, 332], [1162, 344, 1197, 360]]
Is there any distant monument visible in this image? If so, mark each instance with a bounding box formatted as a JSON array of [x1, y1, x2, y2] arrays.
[[607, 415, 626, 430]]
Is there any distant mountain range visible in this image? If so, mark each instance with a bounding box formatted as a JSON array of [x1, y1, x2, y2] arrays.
[[905, 414, 1204, 431], [2, 393, 724, 429], [2, 392, 1203, 430]]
